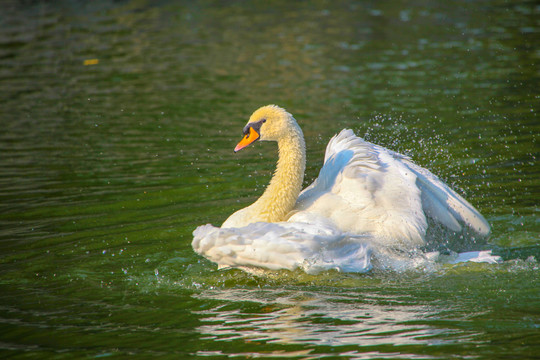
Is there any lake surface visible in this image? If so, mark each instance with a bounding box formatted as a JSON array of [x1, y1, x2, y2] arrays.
[[0, 0, 538, 358]]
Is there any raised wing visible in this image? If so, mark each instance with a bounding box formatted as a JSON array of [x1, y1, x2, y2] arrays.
[[389, 149, 491, 236], [292, 129, 489, 247]]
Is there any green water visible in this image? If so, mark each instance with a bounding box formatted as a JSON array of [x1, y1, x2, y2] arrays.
[[0, 0, 538, 358]]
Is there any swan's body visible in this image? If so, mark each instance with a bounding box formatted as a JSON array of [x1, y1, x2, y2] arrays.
[[192, 105, 494, 273]]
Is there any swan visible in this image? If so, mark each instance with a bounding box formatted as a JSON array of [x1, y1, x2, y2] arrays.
[[192, 105, 494, 273]]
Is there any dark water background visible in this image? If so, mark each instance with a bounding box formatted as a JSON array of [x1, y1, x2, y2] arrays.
[[0, 0, 538, 358]]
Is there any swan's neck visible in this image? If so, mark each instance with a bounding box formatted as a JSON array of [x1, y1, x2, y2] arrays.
[[252, 126, 306, 222]]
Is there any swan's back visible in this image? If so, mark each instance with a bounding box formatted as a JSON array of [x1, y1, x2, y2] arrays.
[[290, 129, 490, 248]]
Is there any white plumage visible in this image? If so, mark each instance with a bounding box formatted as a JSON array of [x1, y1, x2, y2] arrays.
[[291, 129, 490, 247], [192, 105, 495, 273], [193, 222, 372, 274]]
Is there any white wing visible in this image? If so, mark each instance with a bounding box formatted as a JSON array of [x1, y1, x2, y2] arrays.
[[291, 129, 490, 247], [395, 153, 490, 236]]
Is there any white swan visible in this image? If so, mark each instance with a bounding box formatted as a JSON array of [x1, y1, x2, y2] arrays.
[[192, 105, 494, 273]]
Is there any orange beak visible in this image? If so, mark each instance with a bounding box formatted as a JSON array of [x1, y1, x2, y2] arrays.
[[234, 126, 260, 152]]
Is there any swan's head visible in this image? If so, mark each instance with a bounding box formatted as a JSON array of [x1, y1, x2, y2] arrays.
[[234, 105, 296, 152]]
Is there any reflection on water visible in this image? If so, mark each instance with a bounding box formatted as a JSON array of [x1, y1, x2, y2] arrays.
[[195, 288, 461, 348]]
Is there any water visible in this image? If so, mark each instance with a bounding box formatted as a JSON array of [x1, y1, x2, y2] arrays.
[[0, 0, 538, 358]]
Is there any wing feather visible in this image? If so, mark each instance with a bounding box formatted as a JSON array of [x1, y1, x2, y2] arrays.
[[294, 129, 490, 245], [396, 156, 491, 235]]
